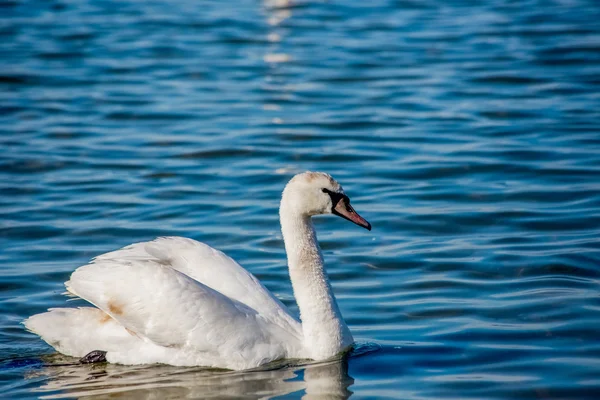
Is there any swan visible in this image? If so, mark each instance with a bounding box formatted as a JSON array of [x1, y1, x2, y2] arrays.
[[24, 171, 371, 370]]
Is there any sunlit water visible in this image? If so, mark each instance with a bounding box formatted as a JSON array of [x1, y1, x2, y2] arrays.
[[1, 0, 600, 398]]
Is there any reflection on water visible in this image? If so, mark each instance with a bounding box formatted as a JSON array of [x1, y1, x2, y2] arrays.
[[32, 354, 353, 399]]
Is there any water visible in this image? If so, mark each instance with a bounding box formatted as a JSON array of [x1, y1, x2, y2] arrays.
[[1, 0, 600, 398]]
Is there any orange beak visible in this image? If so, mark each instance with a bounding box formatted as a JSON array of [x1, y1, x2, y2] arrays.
[[333, 197, 371, 231]]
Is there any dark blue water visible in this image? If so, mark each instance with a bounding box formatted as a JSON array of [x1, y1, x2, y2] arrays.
[[2, 0, 600, 398]]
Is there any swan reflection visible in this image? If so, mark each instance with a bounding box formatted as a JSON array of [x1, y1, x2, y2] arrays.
[[32, 355, 353, 399]]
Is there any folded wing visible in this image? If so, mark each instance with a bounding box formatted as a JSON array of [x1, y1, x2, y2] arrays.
[[91, 237, 300, 334], [61, 237, 303, 369]]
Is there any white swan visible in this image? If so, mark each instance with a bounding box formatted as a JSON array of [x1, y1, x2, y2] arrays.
[[24, 171, 371, 370]]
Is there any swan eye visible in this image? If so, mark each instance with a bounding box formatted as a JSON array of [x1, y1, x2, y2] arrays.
[[321, 188, 346, 209]]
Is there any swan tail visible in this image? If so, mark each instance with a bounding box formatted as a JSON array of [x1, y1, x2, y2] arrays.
[[23, 307, 140, 358]]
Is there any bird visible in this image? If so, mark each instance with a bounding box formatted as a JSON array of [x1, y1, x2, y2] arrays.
[[24, 171, 371, 370]]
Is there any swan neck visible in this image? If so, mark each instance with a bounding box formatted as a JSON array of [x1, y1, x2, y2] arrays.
[[280, 204, 353, 360]]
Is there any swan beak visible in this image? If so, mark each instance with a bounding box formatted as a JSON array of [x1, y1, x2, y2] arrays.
[[333, 198, 371, 231]]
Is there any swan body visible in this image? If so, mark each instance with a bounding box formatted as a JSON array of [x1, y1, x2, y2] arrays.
[[24, 172, 371, 370]]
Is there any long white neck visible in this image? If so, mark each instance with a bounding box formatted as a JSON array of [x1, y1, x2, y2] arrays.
[[280, 202, 353, 360]]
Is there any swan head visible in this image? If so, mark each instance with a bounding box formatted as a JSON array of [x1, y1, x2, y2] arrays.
[[281, 171, 371, 230]]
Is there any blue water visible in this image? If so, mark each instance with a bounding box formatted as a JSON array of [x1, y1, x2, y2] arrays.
[[1, 0, 600, 398]]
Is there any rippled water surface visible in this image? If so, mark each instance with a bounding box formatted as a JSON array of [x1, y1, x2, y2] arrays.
[[2, 0, 600, 398]]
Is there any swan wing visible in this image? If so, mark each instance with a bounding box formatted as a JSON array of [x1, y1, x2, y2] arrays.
[[90, 237, 300, 334], [65, 258, 303, 369]]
